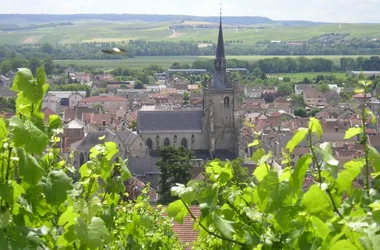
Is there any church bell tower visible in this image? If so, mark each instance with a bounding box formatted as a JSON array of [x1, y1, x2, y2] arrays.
[[204, 10, 241, 158]]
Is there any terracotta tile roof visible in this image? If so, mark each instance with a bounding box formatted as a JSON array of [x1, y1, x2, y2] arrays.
[[80, 95, 127, 103], [353, 93, 372, 99], [171, 206, 200, 249], [89, 113, 113, 125], [64, 108, 76, 122], [42, 107, 56, 120], [82, 112, 92, 123], [303, 88, 324, 99]]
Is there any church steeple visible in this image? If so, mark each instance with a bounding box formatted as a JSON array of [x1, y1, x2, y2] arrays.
[[211, 7, 232, 89], [216, 15, 225, 59]]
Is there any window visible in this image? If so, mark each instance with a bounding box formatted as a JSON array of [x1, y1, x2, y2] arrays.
[[79, 153, 84, 166], [181, 138, 188, 149], [224, 96, 230, 108], [174, 135, 177, 145], [164, 138, 170, 146], [191, 135, 195, 144], [147, 138, 152, 149], [156, 135, 160, 147]]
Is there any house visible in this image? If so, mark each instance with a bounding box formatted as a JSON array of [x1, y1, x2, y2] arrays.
[[174, 84, 188, 95], [239, 84, 262, 99], [294, 84, 312, 95], [154, 72, 166, 81], [42, 94, 61, 113], [146, 86, 160, 93], [47, 91, 86, 109], [123, 89, 149, 99], [71, 130, 148, 167], [303, 88, 326, 108], [0, 75, 11, 88], [187, 84, 199, 92], [79, 95, 128, 113]]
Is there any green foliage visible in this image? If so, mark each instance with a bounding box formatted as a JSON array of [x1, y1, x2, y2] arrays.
[[294, 108, 308, 117], [157, 146, 195, 204], [0, 67, 184, 249], [169, 81, 380, 249]]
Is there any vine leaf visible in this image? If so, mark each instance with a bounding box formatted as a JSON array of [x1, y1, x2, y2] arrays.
[[309, 117, 323, 139], [344, 127, 362, 139], [18, 148, 45, 186], [41, 170, 73, 205], [330, 239, 358, 250], [302, 184, 333, 219], [213, 213, 235, 239], [336, 160, 363, 195], [290, 154, 312, 192], [10, 117, 49, 154], [168, 200, 188, 224], [310, 216, 329, 240], [286, 128, 308, 153]]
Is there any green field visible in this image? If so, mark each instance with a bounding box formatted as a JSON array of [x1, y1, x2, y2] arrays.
[[2, 20, 380, 45], [54, 55, 373, 69]]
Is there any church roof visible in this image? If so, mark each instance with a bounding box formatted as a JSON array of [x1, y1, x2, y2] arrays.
[[211, 19, 232, 90], [216, 20, 225, 59], [137, 110, 204, 133]]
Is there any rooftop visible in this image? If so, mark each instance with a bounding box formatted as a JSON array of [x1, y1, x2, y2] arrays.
[[80, 95, 127, 103], [137, 110, 204, 133]]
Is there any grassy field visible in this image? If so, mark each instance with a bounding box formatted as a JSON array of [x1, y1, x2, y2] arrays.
[[3, 20, 380, 45], [54, 55, 374, 69]]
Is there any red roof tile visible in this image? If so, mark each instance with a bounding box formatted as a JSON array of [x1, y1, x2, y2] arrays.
[[42, 107, 56, 120], [64, 108, 75, 122], [171, 206, 200, 249], [80, 95, 127, 103]]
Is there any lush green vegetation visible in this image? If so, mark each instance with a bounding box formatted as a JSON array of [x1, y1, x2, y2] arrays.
[[53, 55, 374, 69], [0, 66, 183, 249], [3, 66, 380, 249], [168, 80, 380, 249], [3, 19, 380, 46]]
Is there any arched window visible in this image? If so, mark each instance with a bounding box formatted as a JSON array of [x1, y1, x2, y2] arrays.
[[147, 138, 152, 149], [181, 138, 188, 149], [164, 138, 170, 146], [156, 135, 160, 147], [224, 96, 230, 108], [174, 135, 177, 145], [79, 152, 84, 166], [191, 135, 195, 144]]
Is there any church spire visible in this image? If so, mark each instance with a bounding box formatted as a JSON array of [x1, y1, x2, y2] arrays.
[[210, 4, 232, 89], [216, 4, 225, 59]]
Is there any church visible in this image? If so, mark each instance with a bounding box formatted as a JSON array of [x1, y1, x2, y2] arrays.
[[137, 19, 243, 160]]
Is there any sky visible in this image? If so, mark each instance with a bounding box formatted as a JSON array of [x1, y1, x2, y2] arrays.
[[1, 0, 379, 23]]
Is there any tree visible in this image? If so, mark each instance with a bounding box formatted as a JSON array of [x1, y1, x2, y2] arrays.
[[294, 108, 308, 117], [134, 81, 144, 89], [290, 94, 305, 108], [264, 93, 275, 103], [317, 80, 330, 92], [277, 82, 293, 96], [41, 43, 54, 54], [157, 146, 194, 204], [183, 92, 190, 105], [128, 120, 137, 131]]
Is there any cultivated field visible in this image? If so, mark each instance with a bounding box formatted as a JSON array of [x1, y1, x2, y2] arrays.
[[2, 20, 380, 45], [54, 55, 373, 69]]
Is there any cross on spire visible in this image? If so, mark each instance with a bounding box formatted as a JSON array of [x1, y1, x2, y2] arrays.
[[220, 3, 222, 23]]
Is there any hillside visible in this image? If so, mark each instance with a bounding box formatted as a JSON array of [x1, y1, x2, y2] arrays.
[[0, 14, 379, 45]]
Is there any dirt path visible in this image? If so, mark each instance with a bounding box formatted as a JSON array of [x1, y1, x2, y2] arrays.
[[166, 29, 184, 39]]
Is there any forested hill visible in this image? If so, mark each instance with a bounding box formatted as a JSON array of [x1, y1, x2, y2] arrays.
[[0, 14, 324, 26]]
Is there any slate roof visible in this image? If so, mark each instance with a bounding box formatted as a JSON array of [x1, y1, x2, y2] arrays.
[[127, 157, 159, 176], [77, 132, 109, 150], [137, 110, 204, 133]]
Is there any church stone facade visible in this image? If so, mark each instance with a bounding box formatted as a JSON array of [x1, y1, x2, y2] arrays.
[[137, 19, 243, 160]]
